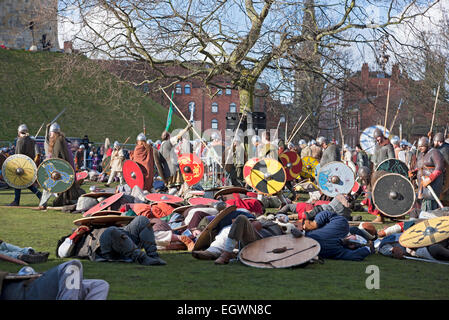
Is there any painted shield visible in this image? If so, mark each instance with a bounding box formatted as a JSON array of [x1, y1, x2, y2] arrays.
[[192, 205, 237, 251], [250, 158, 286, 195], [101, 156, 111, 174], [74, 215, 134, 227], [88, 210, 123, 217], [123, 160, 145, 190], [317, 161, 355, 198], [399, 217, 449, 248], [83, 192, 124, 217], [372, 173, 415, 218], [214, 187, 250, 199], [2, 154, 37, 189], [279, 151, 302, 181], [243, 157, 260, 187], [300, 156, 319, 179], [178, 153, 204, 186], [76, 171, 89, 181], [0, 153, 6, 175], [351, 181, 360, 194], [376, 158, 409, 177], [145, 193, 184, 204], [37, 158, 75, 193], [359, 125, 390, 155], [188, 197, 220, 206], [239, 235, 321, 269]]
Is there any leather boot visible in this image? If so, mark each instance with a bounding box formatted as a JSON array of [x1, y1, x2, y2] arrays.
[[214, 251, 237, 265]]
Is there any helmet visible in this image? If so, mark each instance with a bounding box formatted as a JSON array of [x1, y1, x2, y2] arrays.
[[298, 139, 306, 146], [146, 139, 153, 145], [311, 139, 317, 145], [316, 136, 327, 146], [113, 141, 120, 148], [373, 128, 384, 139], [434, 132, 445, 143], [156, 140, 161, 145], [390, 136, 400, 145], [418, 136, 429, 147], [343, 144, 349, 150], [137, 133, 146, 141], [251, 135, 260, 145], [357, 166, 371, 179], [49, 122, 60, 133], [400, 139, 408, 147], [287, 142, 294, 149], [79, 144, 85, 149], [18, 124, 28, 133], [211, 132, 220, 141]]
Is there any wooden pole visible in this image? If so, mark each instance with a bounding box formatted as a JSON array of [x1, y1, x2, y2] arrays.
[[337, 117, 344, 160], [383, 81, 391, 135], [389, 98, 403, 135], [430, 83, 441, 133], [287, 116, 303, 143], [287, 113, 311, 144]]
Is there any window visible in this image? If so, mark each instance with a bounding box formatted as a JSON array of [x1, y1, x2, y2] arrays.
[[229, 103, 237, 113], [212, 102, 218, 113], [217, 88, 222, 95], [211, 119, 218, 129], [225, 86, 232, 95], [175, 84, 182, 94], [184, 84, 191, 95]]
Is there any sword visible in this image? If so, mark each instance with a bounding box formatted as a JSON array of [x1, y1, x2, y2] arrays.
[[426, 183, 444, 209], [404, 256, 449, 266], [50, 107, 67, 125]]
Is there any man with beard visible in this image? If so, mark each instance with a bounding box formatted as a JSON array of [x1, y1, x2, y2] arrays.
[[372, 128, 395, 168], [431, 132, 449, 206], [317, 136, 340, 167], [131, 133, 155, 193]]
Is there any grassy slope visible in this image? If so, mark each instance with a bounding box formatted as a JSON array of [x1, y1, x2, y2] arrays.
[[1, 185, 449, 300], [0, 49, 184, 142]]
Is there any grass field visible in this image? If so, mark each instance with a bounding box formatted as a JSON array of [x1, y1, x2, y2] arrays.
[[1, 183, 449, 301]]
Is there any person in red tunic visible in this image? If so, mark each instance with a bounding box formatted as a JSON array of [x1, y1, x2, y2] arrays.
[[131, 133, 154, 192]]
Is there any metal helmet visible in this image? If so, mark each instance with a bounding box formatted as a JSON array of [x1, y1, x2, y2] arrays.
[[113, 141, 120, 148], [49, 122, 61, 133], [307, 141, 313, 146], [316, 136, 327, 146], [298, 139, 306, 146], [251, 135, 261, 145], [434, 132, 445, 143], [343, 144, 349, 150], [79, 144, 85, 149], [390, 135, 400, 145], [146, 139, 153, 145], [418, 136, 429, 147], [357, 166, 371, 179], [156, 140, 161, 145], [137, 133, 146, 141], [400, 139, 408, 147], [18, 124, 28, 133], [373, 128, 384, 139], [287, 142, 294, 149], [211, 132, 220, 141], [311, 139, 317, 145]]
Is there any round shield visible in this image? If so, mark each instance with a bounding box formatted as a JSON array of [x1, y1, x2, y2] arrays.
[[101, 156, 111, 174], [0, 153, 6, 175], [399, 217, 449, 248], [279, 151, 302, 181], [314, 163, 320, 179], [193, 205, 237, 251], [214, 187, 250, 199], [300, 156, 319, 179], [145, 193, 184, 204], [360, 125, 390, 155], [37, 158, 75, 193], [83, 192, 124, 217], [74, 215, 134, 227], [351, 181, 360, 194], [88, 210, 123, 217], [178, 153, 204, 186], [2, 154, 37, 189], [81, 192, 115, 199], [316, 161, 355, 198], [76, 171, 89, 181], [239, 235, 321, 269], [123, 160, 145, 190], [249, 158, 286, 195], [372, 173, 415, 218], [188, 197, 219, 206], [243, 157, 260, 187], [376, 158, 409, 177]]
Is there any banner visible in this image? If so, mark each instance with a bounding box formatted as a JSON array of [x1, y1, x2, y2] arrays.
[[165, 90, 174, 131]]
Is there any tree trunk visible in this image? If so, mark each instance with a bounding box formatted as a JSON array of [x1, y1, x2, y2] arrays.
[[238, 86, 254, 114]]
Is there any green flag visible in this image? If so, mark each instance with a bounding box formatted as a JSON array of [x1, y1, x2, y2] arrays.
[[165, 90, 174, 131]]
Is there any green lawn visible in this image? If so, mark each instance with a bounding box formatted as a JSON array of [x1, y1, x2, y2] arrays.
[[1, 184, 449, 300]]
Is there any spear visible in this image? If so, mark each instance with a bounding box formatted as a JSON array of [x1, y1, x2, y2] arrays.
[[430, 83, 441, 133], [388, 98, 403, 134], [383, 81, 391, 135], [287, 113, 311, 144], [287, 116, 303, 143]]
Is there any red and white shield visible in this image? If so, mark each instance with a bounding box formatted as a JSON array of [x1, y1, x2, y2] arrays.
[[178, 153, 204, 186]]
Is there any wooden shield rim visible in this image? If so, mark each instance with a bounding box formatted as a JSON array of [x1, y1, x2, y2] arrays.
[[81, 192, 116, 199], [316, 161, 355, 197], [83, 192, 124, 217], [399, 216, 449, 248], [74, 215, 134, 226], [300, 156, 319, 178], [76, 171, 89, 180], [214, 187, 250, 199], [249, 158, 286, 195], [375, 158, 409, 177], [101, 156, 111, 174], [243, 157, 260, 186], [279, 151, 302, 181], [172, 204, 194, 214], [372, 172, 415, 218], [145, 193, 184, 203], [37, 158, 75, 193], [122, 160, 145, 190], [88, 210, 124, 217], [2, 154, 37, 189], [238, 235, 321, 269], [192, 205, 237, 251], [178, 153, 204, 186]]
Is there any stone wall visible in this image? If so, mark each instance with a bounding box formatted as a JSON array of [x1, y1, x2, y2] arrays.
[[0, 0, 58, 50]]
